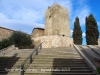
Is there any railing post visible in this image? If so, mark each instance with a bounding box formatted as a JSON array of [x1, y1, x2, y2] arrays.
[[30, 55, 32, 64], [40, 43, 42, 50], [20, 65, 24, 75], [36, 48, 38, 55]]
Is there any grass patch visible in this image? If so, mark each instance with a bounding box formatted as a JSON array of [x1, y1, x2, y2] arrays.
[[97, 67, 100, 74]]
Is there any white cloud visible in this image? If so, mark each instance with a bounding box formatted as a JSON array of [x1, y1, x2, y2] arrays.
[[13, 9, 43, 22], [70, 30, 73, 36], [71, 1, 90, 26], [0, 13, 8, 19], [70, 30, 86, 38], [76, 8, 90, 25], [0, 19, 44, 28], [82, 32, 86, 37], [0, 0, 91, 34], [0, 0, 90, 24], [72, 6, 90, 25], [97, 22, 100, 25], [0, 19, 44, 34], [0, 0, 72, 28]]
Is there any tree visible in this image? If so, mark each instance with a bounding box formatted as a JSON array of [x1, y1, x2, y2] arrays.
[[86, 14, 99, 45], [0, 39, 12, 50], [9, 31, 32, 49], [73, 17, 82, 45]]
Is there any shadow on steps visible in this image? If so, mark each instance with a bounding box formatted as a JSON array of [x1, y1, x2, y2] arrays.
[[52, 58, 95, 75], [0, 53, 20, 74]]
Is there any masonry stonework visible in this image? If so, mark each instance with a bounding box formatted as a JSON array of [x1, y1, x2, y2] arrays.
[[33, 35, 73, 48], [98, 39, 100, 46], [32, 3, 73, 48], [45, 3, 70, 36], [31, 28, 44, 37], [0, 27, 15, 41]]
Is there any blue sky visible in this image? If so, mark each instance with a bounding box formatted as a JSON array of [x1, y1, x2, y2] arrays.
[[0, 0, 100, 45]]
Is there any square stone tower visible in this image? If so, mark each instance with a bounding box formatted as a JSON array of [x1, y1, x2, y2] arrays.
[[32, 3, 73, 48], [45, 3, 70, 37]]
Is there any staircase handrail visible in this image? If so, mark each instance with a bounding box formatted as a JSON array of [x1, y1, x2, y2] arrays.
[[18, 42, 42, 75]]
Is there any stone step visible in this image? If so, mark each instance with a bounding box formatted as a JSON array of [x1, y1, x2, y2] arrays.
[[0, 60, 24, 63], [0, 67, 90, 72], [29, 63, 88, 67], [24, 73, 95, 75], [38, 53, 79, 56], [32, 59, 85, 62], [36, 54, 81, 57], [24, 72, 95, 75], [31, 61, 86, 64], [40, 50, 77, 54], [34, 57, 82, 59], [0, 61, 24, 66], [29, 66, 89, 69], [3, 55, 32, 57], [0, 69, 95, 75], [32, 59, 85, 63], [25, 67, 91, 71], [0, 47, 96, 75], [42, 48, 74, 50], [0, 68, 92, 72], [24, 71, 94, 75], [25, 69, 93, 72], [33, 59, 84, 62], [0, 71, 19, 75], [0, 64, 21, 69], [40, 49, 77, 51], [0, 57, 26, 61]]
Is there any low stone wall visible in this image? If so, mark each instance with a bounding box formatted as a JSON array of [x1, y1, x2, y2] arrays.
[[0, 45, 15, 56], [32, 35, 73, 48], [0, 27, 14, 41]]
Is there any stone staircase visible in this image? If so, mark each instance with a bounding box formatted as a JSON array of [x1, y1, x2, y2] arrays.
[[0, 49, 34, 75], [0, 47, 96, 75], [24, 47, 96, 75]]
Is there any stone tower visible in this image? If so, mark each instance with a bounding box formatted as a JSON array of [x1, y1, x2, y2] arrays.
[[32, 3, 73, 48], [45, 3, 70, 37]]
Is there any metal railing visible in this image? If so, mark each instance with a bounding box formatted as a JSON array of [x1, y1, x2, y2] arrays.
[[18, 43, 42, 75]]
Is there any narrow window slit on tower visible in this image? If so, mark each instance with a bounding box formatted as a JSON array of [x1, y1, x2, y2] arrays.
[[63, 34, 65, 37], [49, 15, 51, 19]]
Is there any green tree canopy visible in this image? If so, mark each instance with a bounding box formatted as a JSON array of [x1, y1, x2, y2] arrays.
[[0, 39, 12, 50], [9, 31, 32, 49], [86, 14, 99, 45], [73, 17, 82, 45]]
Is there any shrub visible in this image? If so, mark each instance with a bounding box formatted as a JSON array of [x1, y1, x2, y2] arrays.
[[9, 31, 32, 49], [97, 67, 100, 74], [0, 39, 12, 50]]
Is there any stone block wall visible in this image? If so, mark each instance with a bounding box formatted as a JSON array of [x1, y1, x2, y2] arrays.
[[31, 28, 44, 37], [45, 3, 70, 37], [98, 39, 100, 46], [32, 35, 73, 48], [0, 27, 14, 41]]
